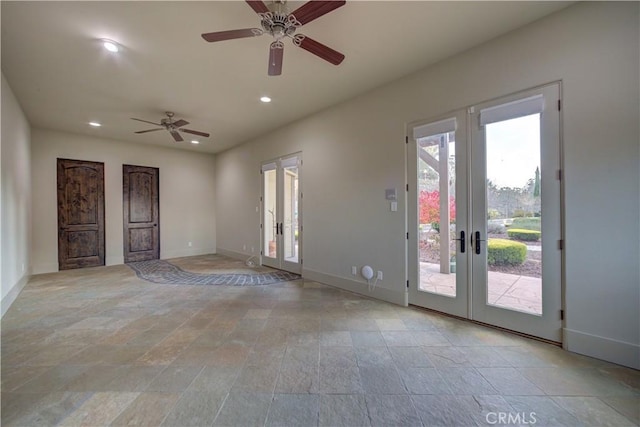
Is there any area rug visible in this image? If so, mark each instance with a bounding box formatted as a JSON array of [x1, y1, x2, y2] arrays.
[[127, 259, 300, 286]]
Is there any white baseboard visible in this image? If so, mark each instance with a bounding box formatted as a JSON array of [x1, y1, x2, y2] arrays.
[[161, 248, 216, 260], [303, 268, 407, 307], [564, 328, 640, 369], [32, 262, 58, 274], [106, 255, 124, 266], [1, 274, 30, 318], [216, 248, 252, 261]]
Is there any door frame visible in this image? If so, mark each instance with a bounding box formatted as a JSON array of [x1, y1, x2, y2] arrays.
[[407, 83, 564, 343], [123, 164, 160, 263], [260, 152, 302, 274]]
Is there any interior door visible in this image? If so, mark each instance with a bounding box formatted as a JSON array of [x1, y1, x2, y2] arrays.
[[123, 165, 160, 263], [409, 84, 562, 342], [57, 158, 105, 270], [470, 84, 562, 342], [261, 154, 302, 274], [408, 111, 469, 318]]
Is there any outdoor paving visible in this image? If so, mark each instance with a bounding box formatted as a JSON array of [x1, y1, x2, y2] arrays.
[[419, 262, 542, 315]]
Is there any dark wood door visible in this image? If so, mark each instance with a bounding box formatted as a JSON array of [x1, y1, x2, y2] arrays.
[[57, 158, 105, 270], [123, 165, 160, 262]]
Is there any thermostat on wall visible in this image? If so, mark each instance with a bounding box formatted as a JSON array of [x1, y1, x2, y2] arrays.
[[385, 188, 397, 200]]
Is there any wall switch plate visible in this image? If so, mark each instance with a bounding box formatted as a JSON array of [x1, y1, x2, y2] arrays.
[[188, 241, 192, 247], [377, 271, 383, 280], [391, 201, 398, 211], [351, 266, 357, 275]]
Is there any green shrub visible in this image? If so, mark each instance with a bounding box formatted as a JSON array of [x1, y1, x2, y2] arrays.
[[507, 228, 541, 241], [511, 217, 541, 231], [487, 239, 527, 266]]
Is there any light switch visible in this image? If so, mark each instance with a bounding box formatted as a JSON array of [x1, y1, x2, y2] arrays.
[[391, 201, 398, 211]]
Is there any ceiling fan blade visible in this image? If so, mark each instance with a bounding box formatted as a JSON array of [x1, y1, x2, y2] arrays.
[[245, 0, 269, 14], [180, 128, 210, 138], [135, 128, 164, 134], [268, 42, 284, 76], [290, 1, 345, 26], [170, 131, 184, 142], [172, 119, 189, 128], [131, 118, 162, 126], [201, 28, 262, 43], [296, 36, 345, 65]]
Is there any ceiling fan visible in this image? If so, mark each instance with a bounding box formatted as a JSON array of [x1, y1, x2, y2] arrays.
[[201, 0, 346, 76], [131, 112, 210, 142]]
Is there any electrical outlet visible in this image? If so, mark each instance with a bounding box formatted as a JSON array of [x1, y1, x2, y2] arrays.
[[351, 266, 357, 275], [188, 241, 192, 247], [243, 244, 247, 251], [377, 271, 383, 280]]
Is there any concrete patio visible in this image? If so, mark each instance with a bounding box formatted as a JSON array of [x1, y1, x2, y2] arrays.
[[419, 262, 542, 315]]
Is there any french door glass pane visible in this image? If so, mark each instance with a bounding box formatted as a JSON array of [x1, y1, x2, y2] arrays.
[[485, 113, 542, 315], [263, 169, 277, 258], [283, 165, 299, 263], [418, 131, 457, 297]]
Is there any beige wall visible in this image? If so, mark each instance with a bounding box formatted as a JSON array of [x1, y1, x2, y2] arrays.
[[31, 129, 217, 273], [216, 2, 639, 368], [1, 73, 32, 316]]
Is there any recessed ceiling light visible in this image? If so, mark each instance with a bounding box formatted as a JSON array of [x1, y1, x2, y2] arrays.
[[260, 96, 271, 103], [89, 122, 101, 127], [102, 39, 119, 53], [191, 140, 200, 145]]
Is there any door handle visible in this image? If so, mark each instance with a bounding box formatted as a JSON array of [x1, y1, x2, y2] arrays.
[[454, 231, 465, 253], [153, 224, 157, 227], [474, 231, 486, 255]]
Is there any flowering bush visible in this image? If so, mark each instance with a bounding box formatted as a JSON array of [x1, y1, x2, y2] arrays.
[[419, 190, 456, 227]]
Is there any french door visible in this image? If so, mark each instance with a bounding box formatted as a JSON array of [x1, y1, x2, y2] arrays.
[[261, 154, 302, 274], [408, 84, 562, 342]]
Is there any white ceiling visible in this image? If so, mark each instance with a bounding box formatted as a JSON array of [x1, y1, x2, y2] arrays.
[[1, 1, 571, 154]]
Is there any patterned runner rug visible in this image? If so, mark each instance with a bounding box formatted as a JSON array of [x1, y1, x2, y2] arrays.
[[127, 259, 300, 286]]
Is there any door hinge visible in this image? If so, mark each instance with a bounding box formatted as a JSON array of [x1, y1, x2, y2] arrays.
[[260, 250, 263, 255], [406, 184, 409, 192], [557, 170, 562, 180], [405, 136, 409, 144], [406, 280, 409, 289], [558, 99, 562, 111], [560, 309, 564, 320], [300, 192, 303, 199], [558, 239, 564, 250], [406, 232, 409, 240], [260, 223, 263, 229], [300, 259, 303, 265], [260, 196, 263, 202], [260, 169, 263, 175]]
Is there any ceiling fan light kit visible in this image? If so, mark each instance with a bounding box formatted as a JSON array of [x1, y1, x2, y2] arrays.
[[201, 0, 346, 76]]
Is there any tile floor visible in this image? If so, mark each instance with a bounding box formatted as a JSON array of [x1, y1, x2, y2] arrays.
[[2, 254, 638, 426]]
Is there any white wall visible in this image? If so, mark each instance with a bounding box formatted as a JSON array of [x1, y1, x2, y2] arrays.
[[216, 2, 639, 368], [31, 129, 217, 273], [1, 73, 32, 316]]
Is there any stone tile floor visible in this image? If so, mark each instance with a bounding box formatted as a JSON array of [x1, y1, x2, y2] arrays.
[[2, 254, 638, 426]]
